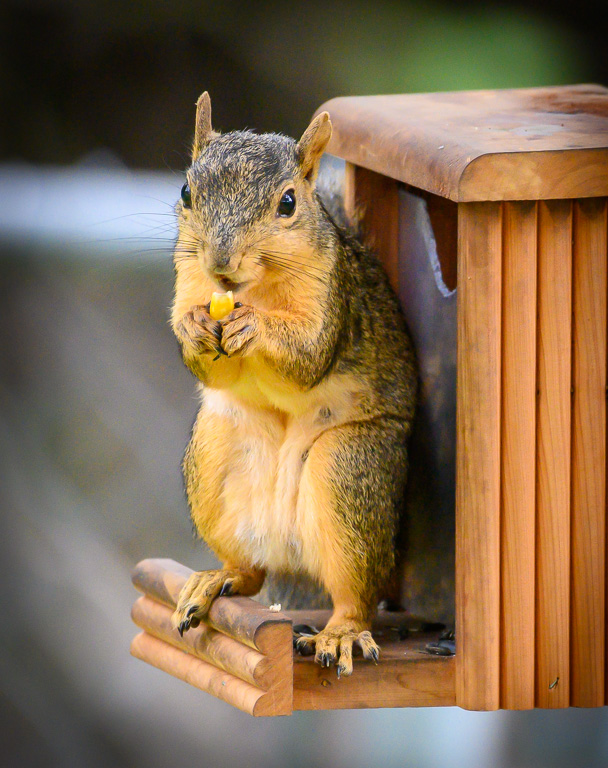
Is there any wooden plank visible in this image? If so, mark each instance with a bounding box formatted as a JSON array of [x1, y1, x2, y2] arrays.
[[500, 201, 538, 710], [293, 653, 455, 710], [455, 201, 502, 710], [131, 632, 275, 716], [571, 197, 607, 707], [317, 85, 608, 201], [344, 163, 400, 293], [131, 559, 459, 713], [460, 149, 608, 203], [536, 199, 573, 708]]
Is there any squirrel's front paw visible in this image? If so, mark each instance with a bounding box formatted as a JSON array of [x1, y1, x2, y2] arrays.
[[220, 305, 259, 357], [176, 306, 223, 357], [295, 624, 380, 677]]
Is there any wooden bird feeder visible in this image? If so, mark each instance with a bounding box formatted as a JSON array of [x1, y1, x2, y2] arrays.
[[131, 84, 608, 714]]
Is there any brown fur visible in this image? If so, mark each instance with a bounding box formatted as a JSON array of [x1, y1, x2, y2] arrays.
[[170, 93, 417, 676]]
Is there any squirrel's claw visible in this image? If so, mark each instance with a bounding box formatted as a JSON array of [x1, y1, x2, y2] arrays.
[[358, 631, 380, 664], [177, 308, 225, 359], [318, 651, 335, 668], [178, 619, 190, 637], [172, 568, 264, 638], [212, 346, 228, 361], [294, 625, 379, 677]]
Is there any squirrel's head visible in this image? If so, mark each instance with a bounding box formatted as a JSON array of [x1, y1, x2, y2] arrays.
[[176, 92, 333, 296]]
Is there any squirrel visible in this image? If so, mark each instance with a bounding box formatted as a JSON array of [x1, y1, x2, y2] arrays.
[[170, 92, 417, 676]]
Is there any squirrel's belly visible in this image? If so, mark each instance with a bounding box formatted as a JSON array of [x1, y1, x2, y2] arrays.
[[224, 426, 314, 572], [202, 387, 346, 573], [204, 388, 303, 571]]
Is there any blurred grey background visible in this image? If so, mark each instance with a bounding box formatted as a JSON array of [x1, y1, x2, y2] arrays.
[[1, 1, 608, 767]]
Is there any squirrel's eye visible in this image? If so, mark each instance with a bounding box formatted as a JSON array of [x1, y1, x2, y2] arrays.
[[181, 183, 192, 209], [277, 189, 296, 218]]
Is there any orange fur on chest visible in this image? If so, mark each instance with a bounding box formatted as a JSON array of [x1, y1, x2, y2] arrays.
[[197, 377, 363, 574]]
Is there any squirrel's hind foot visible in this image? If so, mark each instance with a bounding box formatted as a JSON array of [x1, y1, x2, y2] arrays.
[[295, 624, 379, 677]]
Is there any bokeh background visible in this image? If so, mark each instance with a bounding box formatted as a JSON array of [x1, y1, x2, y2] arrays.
[[1, 1, 607, 766]]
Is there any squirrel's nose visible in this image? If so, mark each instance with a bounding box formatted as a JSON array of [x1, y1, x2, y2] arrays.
[[211, 247, 241, 276], [209, 244, 234, 274], [212, 260, 234, 275]]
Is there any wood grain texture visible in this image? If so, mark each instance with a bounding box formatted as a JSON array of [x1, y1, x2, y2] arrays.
[[344, 163, 400, 293], [536, 200, 573, 708], [293, 652, 455, 710], [317, 85, 608, 202], [500, 201, 538, 710], [455, 202, 502, 710], [288, 609, 455, 710], [130, 632, 273, 716], [131, 558, 291, 654], [131, 557, 192, 606], [130, 560, 293, 716], [571, 197, 607, 707], [131, 595, 270, 689], [460, 149, 608, 203]]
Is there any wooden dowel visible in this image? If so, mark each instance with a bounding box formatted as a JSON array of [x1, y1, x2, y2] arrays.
[[536, 199, 573, 708], [455, 201, 502, 711], [130, 632, 273, 716], [571, 197, 607, 707], [500, 201, 537, 710], [131, 596, 271, 690], [131, 558, 192, 607], [131, 558, 292, 655]]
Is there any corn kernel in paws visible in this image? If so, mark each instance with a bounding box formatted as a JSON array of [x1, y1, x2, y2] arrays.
[[209, 291, 234, 320]]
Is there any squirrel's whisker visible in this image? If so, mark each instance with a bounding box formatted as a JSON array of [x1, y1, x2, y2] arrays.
[[89, 211, 178, 226], [258, 248, 325, 270], [257, 257, 324, 287], [258, 259, 321, 282], [256, 256, 305, 282], [259, 248, 323, 265], [257, 248, 319, 264], [258, 252, 327, 280]]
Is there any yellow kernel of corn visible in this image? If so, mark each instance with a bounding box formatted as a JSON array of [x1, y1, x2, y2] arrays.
[[209, 291, 234, 320]]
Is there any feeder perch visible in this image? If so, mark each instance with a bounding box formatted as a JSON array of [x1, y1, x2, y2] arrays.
[[131, 558, 454, 716]]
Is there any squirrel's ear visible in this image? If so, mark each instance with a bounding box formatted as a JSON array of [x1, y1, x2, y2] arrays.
[[297, 112, 332, 183], [192, 91, 215, 160]]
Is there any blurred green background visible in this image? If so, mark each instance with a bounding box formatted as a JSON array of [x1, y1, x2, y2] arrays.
[[1, 1, 607, 767]]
